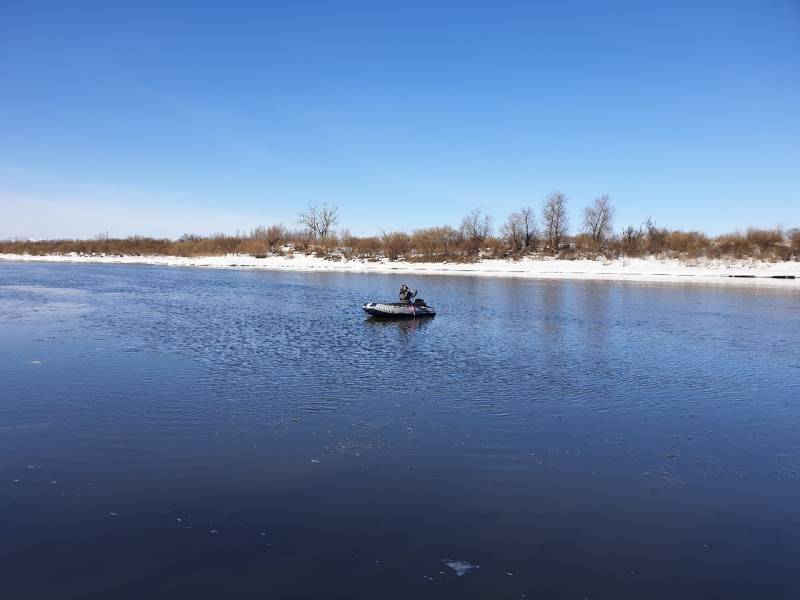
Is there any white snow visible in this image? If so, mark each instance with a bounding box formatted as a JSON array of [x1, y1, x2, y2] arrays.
[[1, 252, 799, 288]]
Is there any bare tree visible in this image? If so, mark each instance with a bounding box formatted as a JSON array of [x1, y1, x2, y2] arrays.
[[542, 192, 569, 254], [502, 207, 537, 253], [502, 213, 524, 252], [298, 203, 339, 241], [582, 195, 614, 249], [460, 208, 493, 242], [519, 206, 537, 249]]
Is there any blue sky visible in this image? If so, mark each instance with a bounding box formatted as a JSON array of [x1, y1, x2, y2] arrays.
[[1, 0, 798, 239]]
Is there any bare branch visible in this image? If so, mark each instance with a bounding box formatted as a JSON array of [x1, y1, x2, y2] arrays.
[[582, 195, 614, 249], [298, 203, 339, 241], [542, 192, 569, 254], [460, 208, 493, 242]]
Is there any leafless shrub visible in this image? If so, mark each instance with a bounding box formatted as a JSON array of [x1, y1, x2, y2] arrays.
[[788, 228, 800, 257], [0, 237, 173, 257], [266, 224, 288, 251], [618, 225, 645, 256], [409, 226, 461, 260], [643, 218, 669, 254], [338, 228, 354, 247], [246, 226, 270, 255], [559, 245, 579, 260], [285, 227, 312, 250], [482, 236, 507, 259], [317, 231, 341, 255], [745, 228, 783, 254], [663, 230, 709, 257], [249, 226, 267, 240], [2, 212, 797, 264], [571, 233, 595, 255], [714, 232, 749, 258], [381, 231, 411, 260], [351, 236, 382, 257]]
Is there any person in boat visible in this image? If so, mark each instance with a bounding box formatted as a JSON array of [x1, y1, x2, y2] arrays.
[[399, 284, 417, 304]]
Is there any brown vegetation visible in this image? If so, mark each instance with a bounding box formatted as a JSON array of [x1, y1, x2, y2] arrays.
[[381, 231, 411, 260], [2, 201, 798, 263], [408, 226, 461, 261], [789, 229, 800, 254]]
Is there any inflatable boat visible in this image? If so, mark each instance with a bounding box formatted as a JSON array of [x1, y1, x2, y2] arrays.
[[362, 300, 436, 318]]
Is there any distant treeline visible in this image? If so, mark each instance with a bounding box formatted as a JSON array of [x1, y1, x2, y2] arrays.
[[3, 194, 800, 262]]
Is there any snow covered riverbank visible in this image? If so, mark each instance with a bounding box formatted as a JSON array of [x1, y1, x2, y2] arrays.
[[2, 253, 799, 288]]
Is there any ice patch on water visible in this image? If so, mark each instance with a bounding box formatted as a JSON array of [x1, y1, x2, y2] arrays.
[[443, 559, 479, 576]]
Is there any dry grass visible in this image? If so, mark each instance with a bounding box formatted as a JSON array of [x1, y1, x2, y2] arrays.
[[663, 230, 709, 257]]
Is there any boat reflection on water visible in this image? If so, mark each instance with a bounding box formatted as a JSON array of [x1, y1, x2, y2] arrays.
[[363, 315, 436, 333]]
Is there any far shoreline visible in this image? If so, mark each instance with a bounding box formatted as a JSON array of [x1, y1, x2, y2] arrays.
[[2, 252, 800, 289]]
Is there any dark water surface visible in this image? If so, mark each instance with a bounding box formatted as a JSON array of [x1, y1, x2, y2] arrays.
[[2, 262, 800, 599]]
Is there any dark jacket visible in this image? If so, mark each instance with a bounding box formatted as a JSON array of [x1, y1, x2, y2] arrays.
[[399, 288, 416, 303]]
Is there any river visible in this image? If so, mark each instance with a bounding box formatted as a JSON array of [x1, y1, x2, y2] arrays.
[[1, 262, 799, 599]]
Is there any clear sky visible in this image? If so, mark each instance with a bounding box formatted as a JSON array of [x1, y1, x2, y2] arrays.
[[1, 0, 798, 239]]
